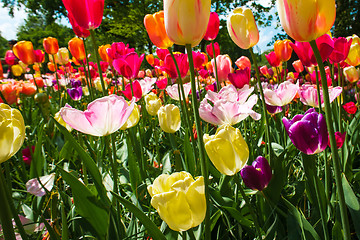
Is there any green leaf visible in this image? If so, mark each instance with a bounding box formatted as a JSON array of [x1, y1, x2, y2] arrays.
[[111, 192, 167, 240], [162, 151, 172, 175], [30, 124, 44, 178], [342, 174, 360, 239], [58, 168, 110, 240], [183, 131, 196, 175]]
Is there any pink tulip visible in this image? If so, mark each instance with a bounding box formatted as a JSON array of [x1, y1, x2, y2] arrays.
[[206, 84, 254, 104], [299, 84, 342, 108], [60, 95, 134, 136], [228, 67, 250, 89], [106, 42, 135, 60], [113, 52, 145, 79], [310, 70, 332, 86], [263, 81, 299, 107], [212, 55, 233, 82], [192, 51, 206, 69], [204, 12, 220, 41], [5, 50, 16, 65], [235, 56, 251, 70], [329, 37, 352, 63], [206, 42, 220, 58], [265, 51, 281, 67], [139, 77, 156, 96], [166, 83, 191, 101], [156, 48, 170, 61], [62, 0, 104, 30], [68, 12, 90, 38], [122, 80, 143, 101]]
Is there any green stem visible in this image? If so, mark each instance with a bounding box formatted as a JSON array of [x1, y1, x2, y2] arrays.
[[0, 90, 9, 105], [52, 56, 62, 105], [314, 66, 322, 111], [310, 40, 351, 240], [249, 47, 271, 162], [83, 39, 96, 98], [90, 30, 106, 97], [0, 164, 16, 240], [185, 44, 210, 239], [211, 41, 220, 91]]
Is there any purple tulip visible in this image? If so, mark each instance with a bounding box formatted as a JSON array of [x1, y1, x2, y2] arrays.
[[282, 108, 328, 155], [240, 156, 272, 191], [67, 87, 83, 101]]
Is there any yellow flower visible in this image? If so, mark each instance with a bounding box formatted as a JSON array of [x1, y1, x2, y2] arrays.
[[346, 34, 360, 66], [148, 171, 206, 231], [57, 47, 70, 65], [227, 7, 259, 50], [54, 111, 73, 132], [120, 103, 140, 130], [203, 124, 249, 175], [157, 104, 181, 133], [0, 103, 25, 163], [144, 92, 162, 116]]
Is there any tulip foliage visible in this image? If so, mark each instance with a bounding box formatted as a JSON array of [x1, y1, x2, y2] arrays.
[[1, 1, 360, 240]]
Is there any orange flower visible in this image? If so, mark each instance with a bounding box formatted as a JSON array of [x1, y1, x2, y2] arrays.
[[47, 62, 56, 72], [98, 44, 112, 63], [274, 39, 293, 62], [0, 83, 18, 105], [43, 37, 59, 55], [144, 11, 173, 49], [13, 41, 36, 65], [21, 82, 37, 96], [146, 54, 155, 66], [68, 37, 86, 61]]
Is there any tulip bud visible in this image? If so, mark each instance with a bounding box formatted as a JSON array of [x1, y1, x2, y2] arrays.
[[57, 48, 70, 65], [43, 37, 59, 55], [157, 104, 181, 133], [68, 37, 86, 61], [163, 0, 211, 47], [212, 54, 233, 82], [147, 171, 206, 231], [34, 50, 45, 63], [206, 42, 220, 59], [144, 11, 173, 49], [120, 103, 140, 130], [13, 41, 36, 65], [0, 103, 26, 163], [144, 92, 162, 116], [274, 39, 293, 62], [227, 7, 259, 50], [204, 12, 220, 41], [292, 60, 304, 73], [277, 0, 336, 42], [240, 156, 272, 191], [343, 66, 360, 83], [11, 64, 24, 77], [203, 124, 249, 175], [282, 108, 328, 155], [235, 56, 251, 70], [346, 34, 360, 66]]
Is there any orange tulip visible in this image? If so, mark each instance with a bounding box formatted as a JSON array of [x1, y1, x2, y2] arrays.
[[146, 54, 155, 66], [21, 82, 37, 96], [277, 0, 336, 42], [47, 62, 56, 72], [68, 37, 86, 61], [13, 41, 36, 65], [43, 37, 59, 55], [144, 11, 173, 49], [98, 44, 112, 63], [274, 39, 293, 62]]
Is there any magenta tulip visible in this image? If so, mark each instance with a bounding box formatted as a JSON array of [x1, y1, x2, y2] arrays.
[[161, 53, 189, 80], [329, 37, 352, 63], [228, 67, 250, 89], [204, 12, 220, 41], [206, 42, 220, 58], [240, 156, 272, 191], [265, 51, 281, 67], [113, 52, 145, 79]]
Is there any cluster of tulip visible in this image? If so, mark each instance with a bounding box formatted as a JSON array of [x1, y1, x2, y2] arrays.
[[1, 0, 360, 239]]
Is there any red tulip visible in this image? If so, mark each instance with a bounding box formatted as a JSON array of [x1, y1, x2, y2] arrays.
[[113, 52, 145, 79], [206, 42, 220, 58], [228, 67, 250, 89], [34, 50, 45, 63], [122, 80, 143, 101], [161, 53, 189, 79], [204, 12, 220, 41], [265, 51, 281, 67], [329, 37, 352, 63], [68, 12, 90, 38], [343, 102, 357, 114]]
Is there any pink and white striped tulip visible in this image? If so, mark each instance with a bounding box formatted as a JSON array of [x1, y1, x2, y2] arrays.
[[263, 81, 299, 107], [299, 84, 342, 108], [166, 83, 191, 101], [60, 95, 134, 136]]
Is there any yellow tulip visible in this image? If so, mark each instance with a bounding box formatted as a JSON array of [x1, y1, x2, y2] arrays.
[[346, 34, 360, 66], [11, 64, 24, 77], [144, 92, 162, 116], [120, 103, 140, 130], [0, 103, 25, 163], [57, 47, 70, 65], [163, 0, 211, 47], [227, 7, 259, 50], [203, 124, 249, 176], [157, 104, 181, 133], [277, 0, 336, 42], [148, 171, 206, 231]]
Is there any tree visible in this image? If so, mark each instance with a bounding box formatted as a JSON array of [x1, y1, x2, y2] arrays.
[[334, 0, 360, 37]]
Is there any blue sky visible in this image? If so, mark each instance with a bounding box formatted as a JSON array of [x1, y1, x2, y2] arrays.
[[0, 0, 280, 52]]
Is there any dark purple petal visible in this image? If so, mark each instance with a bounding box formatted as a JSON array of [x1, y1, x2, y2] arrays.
[[240, 166, 263, 191], [67, 87, 83, 101], [253, 156, 272, 187]]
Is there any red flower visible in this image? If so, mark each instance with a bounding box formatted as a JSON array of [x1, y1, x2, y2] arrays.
[[328, 132, 346, 149], [343, 102, 357, 114]]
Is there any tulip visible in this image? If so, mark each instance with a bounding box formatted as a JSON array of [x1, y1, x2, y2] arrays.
[[54, 111, 73, 132], [299, 84, 342, 108], [67, 87, 83, 101], [343, 66, 360, 83], [346, 34, 360, 66], [121, 80, 143, 101], [43, 37, 59, 55], [68, 37, 86, 61], [163, 0, 211, 47], [204, 124, 249, 175], [161, 53, 189, 80], [206, 42, 220, 58], [156, 48, 169, 61], [144, 92, 162, 116], [138, 77, 156, 96], [106, 42, 134, 60], [328, 132, 346, 149], [192, 51, 206, 69], [260, 65, 270, 77], [144, 11, 173, 49], [0, 84, 17, 105], [47, 62, 56, 72], [12, 41, 36, 65], [166, 83, 191, 101], [276, 0, 336, 42], [113, 52, 145, 79], [265, 51, 281, 67], [157, 104, 181, 133], [204, 12, 220, 41], [11, 64, 24, 77], [212, 55, 233, 82], [0, 103, 25, 163], [56, 48, 70, 65], [156, 78, 168, 90], [227, 7, 259, 50], [235, 56, 251, 70], [5, 50, 16, 66], [292, 60, 304, 73], [263, 81, 299, 107], [120, 103, 140, 130], [34, 50, 45, 63], [98, 44, 112, 63], [329, 37, 352, 63], [68, 12, 90, 38], [228, 67, 250, 89], [274, 39, 293, 62], [26, 173, 55, 197], [60, 95, 134, 136], [62, 0, 104, 30], [240, 156, 272, 191], [343, 102, 357, 114], [282, 108, 328, 155], [147, 171, 206, 231], [22, 146, 35, 166], [20, 82, 36, 96]]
